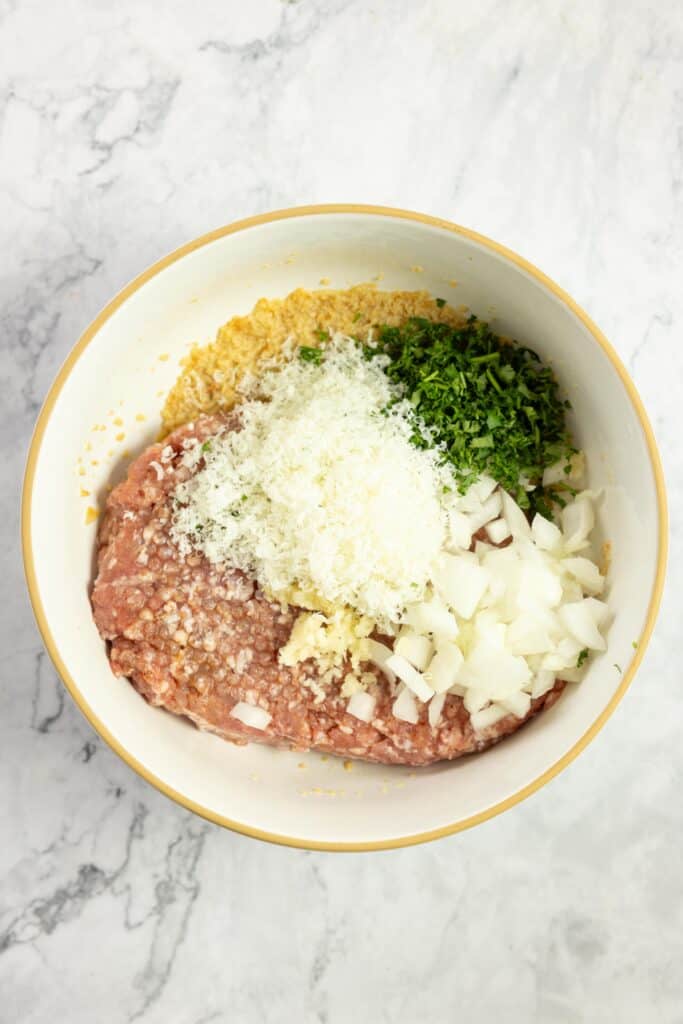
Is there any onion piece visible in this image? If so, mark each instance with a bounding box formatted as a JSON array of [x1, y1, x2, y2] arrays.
[[467, 491, 503, 533], [428, 692, 446, 729], [464, 689, 489, 714], [433, 554, 491, 620], [425, 643, 464, 694], [457, 475, 498, 511], [562, 495, 595, 553], [403, 597, 459, 641], [394, 632, 434, 671], [230, 702, 272, 730], [473, 610, 507, 648], [530, 669, 556, 698], [506, 612, 557, 655], [562, 557, 605, 595], [364, 639, 396, 683], [562, 578, 584, 603], [385, 653, 434, 702], [392, 686, 419, 724], [514, 561, 563, 612], [501, 490, 532, 539], [541, 636, 584, 671], [500, 691, 531, 719], [486, 518, 512, 545], [470, 704, 508, 731], [583, 597, 609, 626], [346, 691, 376, 723], [448, 509, 474, 551], [460, 645, 532, 699], [558, 600, 606, 650], [531, 513, 563, 552]]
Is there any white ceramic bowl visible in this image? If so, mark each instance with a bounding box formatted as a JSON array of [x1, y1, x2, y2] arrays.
[[23, 206, 667, 850]]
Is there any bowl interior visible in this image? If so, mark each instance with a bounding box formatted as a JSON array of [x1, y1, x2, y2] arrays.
[[25, 210, 663, 848]]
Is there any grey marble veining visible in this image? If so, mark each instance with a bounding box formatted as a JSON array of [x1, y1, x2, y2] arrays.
[[1, 1, 680, 1021]]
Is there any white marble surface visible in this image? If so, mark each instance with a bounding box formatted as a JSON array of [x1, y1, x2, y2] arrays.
[[1, 1, 680, 1020]]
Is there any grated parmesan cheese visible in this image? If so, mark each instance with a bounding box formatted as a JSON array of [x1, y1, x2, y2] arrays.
[[171, 336, 454, 625]]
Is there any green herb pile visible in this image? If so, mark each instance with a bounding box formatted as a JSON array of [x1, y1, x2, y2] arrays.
[[363, 313, 575, 514]]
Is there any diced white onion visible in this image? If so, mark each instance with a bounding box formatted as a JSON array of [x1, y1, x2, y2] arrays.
[[394, 632, 433, 670], [457, 475, 498, 511], [506, 612, 556, 655], [515, 561, 563, 612], [230, 702, 271, 730], [562, 557, 604, 595], [562, 495, 595, 553], [470, 704, 508, 731], [448, 509, 474, 551], [385, 653, 434, 702], [425, 643, 464, 693], [460, 644, 532, 700], [346, 690, 376, 723], [403, 597, 459, 641], [428, 692, 446, 729], [464, 689, 489, 714], [541, 636, 583, 671], [364, 639, 397, 683], [473, 610, 507, 648], [558, 599, 607, 651], [392, 686, 419, 723], [501, 490, 532, 538], [433, 553, 491, 620], [486, 518, 512, 545], [531, 513, 563, 552], [584, 597, 609, 626], [500, 691, 531, 719], [467, 491, 503, 533], [530, 669, 556, 698], [309, 456, 607, 734]]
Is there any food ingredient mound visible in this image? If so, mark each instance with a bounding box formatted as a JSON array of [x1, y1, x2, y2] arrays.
[[171, 336, 455, 624], [365, 316, 575, 513], [161, 285, 466, 432]]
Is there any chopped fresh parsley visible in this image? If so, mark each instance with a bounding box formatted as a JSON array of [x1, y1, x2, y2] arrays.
[[353, 311, 363, 322], [314, 328, 330, 343], [364, 315, 575, 510], [435, 297, 447, 308], [577, 648, 589, 668], [201, 440, 212, 453], [299, 345, 324, 365]]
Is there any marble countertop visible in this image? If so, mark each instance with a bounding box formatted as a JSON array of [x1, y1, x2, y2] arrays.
[[1, 1, 680, 1020]]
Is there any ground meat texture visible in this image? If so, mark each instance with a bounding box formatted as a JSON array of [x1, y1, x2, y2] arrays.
[[92, 415, 565, 767]]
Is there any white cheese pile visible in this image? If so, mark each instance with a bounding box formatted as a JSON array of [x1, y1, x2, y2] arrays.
[[171, 335, 454, 624]]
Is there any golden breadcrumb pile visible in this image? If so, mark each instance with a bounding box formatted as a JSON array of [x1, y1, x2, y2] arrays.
[[161, 284, 465, 433]]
